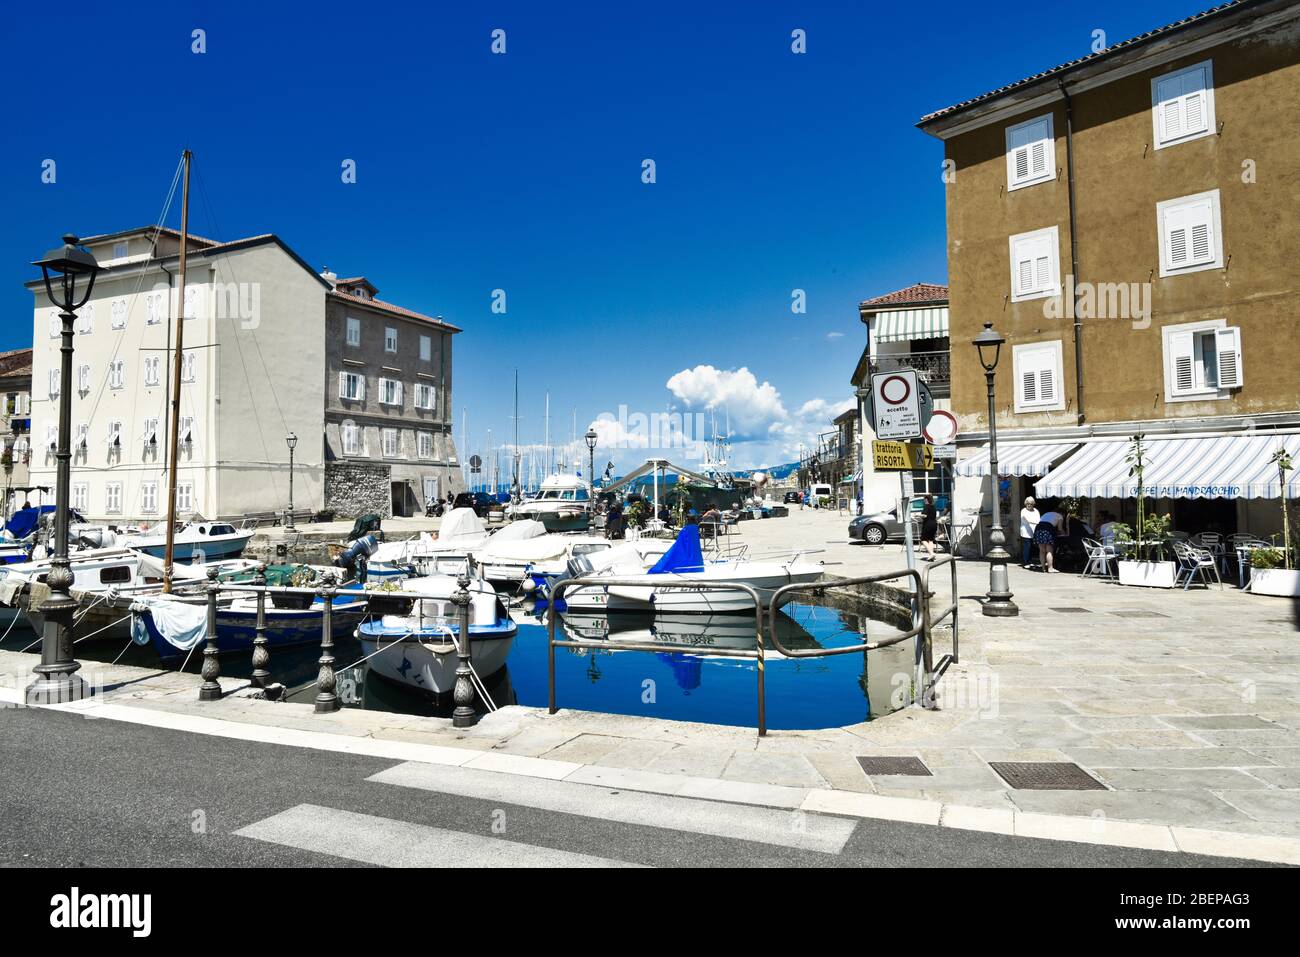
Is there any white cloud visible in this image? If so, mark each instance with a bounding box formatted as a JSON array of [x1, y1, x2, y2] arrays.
[[826, 331, 845, 339], [664, 365, 787, 441]]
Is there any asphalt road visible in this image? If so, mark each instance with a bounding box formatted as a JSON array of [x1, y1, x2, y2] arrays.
[[0, 705, 1259, 868]]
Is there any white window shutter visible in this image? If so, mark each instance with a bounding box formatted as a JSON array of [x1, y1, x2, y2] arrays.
[[1021, 368, 1037, 404], [358, 376, 366, 401], [1168, 330, 1196, 395], [1216, 327, 1243, 389], [338, 371, 347, 398], [395, 381, 403, 405], [1038, 365, 1056, 404]]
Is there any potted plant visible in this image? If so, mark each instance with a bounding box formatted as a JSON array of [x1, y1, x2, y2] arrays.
[[1116, 434, 1179, 588], [1249, 447, 1300, 596], [272, 566, 317, 610]]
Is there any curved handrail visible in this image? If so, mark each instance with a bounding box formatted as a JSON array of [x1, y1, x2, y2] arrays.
[[765, 570, 923, 659], [548, 574, 768, 734]]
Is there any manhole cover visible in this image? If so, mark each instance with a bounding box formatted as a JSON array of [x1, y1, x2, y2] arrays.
[[856, 756, 932, 777], [1107, 610, 1169, 619], [989, 762, 1106, 790], [1049, 607, 1092, 613]]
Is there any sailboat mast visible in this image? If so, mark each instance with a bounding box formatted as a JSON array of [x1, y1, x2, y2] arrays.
[[162, 149, 192, 594], [544, 392, 550, 475]]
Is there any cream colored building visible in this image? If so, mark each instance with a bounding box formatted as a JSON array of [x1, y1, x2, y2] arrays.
[[26, 227, 328, 524]]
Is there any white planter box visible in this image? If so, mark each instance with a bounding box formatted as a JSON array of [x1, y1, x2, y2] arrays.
[[1250, 568, 1300, 598], [1117, 560, 1178, 589]]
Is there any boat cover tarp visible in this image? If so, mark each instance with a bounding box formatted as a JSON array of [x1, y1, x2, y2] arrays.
[[5, 505, 56, 540], [487, 519, 547, 544], [130, 596, 208, 651], [438, 507, 486, 541], [649, 525, 705, 574]]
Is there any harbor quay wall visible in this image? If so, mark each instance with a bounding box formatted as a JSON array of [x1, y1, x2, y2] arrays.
[[324, 461, 391, 519]]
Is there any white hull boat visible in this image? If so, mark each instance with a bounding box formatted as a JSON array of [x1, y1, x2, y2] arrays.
[[601, 525, 824, 614], [356, 575, 517, 696]]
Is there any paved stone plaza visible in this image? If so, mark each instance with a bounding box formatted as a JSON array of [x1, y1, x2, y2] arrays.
[[3, 508, 1297, 861]]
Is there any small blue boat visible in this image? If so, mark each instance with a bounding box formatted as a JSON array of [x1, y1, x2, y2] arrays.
[[132, 592, 369, 663]]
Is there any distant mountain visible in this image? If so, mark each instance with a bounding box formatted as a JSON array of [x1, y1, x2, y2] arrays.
[[752, 462, 798, 479]]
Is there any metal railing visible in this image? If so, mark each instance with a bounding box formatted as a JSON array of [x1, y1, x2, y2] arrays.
[[546, 566, 949, 736], [548, 575, 769, 733], [919, 554, 960, 704], [868, 350, 951, 385]]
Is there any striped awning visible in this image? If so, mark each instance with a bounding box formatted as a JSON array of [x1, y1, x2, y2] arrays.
[[874, 307, 949, 343], [1035, 433, 1300, 499], [955, 442, 1080, 478]]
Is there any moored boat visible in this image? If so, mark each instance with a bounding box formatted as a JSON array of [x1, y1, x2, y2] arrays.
[[356, 575, 517, 695]]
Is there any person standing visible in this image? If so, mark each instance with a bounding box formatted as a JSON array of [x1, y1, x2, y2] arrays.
[[919, 494, 939, 561], [1034, 509, 1065, 573], [1019, 496, 1041, 567]]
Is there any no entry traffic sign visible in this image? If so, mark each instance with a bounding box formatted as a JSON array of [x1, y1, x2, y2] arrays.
[[871, 369, 922, 440]]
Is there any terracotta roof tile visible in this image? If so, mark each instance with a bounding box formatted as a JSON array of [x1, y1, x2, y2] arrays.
[[918, 1, 1249, 126], [0, 348, 33, 378], [859, 283, 949, 309], [329, 289, 461, 332]]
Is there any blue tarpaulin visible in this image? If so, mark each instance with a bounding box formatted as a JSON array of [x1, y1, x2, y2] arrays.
[[4, 505, 56, 540], [648, 524, 705, 575]]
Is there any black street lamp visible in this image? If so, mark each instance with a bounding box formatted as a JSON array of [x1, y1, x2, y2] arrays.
[[584, 427, 598, 499], [285, 432, 298, 531], [972, 321, 1018, 617], [28, 234, 100, 703]]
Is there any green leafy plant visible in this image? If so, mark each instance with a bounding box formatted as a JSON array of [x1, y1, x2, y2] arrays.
[[1142, 511, 1173, 561], [1125, 434, 1149, 554], [1250, 547, 1286, 570]]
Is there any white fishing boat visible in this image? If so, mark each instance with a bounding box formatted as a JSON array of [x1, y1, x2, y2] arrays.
[[356, 575, 518, 695], [506, 471, 592, 531], [601, 525, 825, 614], [122, 520, 254, 562]]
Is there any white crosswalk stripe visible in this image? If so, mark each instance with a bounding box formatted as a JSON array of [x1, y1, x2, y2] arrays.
[[235, 804, 644, 868], [366, 761, 856, 854]]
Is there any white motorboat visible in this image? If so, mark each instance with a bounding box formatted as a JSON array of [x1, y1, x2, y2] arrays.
[[356, 575, 518, 695], [532, 538, 673, 610], [123, 521, 255, 562], [602, 525, 825, 614], [506, 472, 592, 532], [476, 530, 613, 584], [368, 508, 491, 572]]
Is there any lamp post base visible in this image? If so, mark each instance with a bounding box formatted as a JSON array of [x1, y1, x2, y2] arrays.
[[982, 598, 1020, 617], [26, 672, 88, 706]]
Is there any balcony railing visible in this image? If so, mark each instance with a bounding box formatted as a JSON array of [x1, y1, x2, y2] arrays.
[[868, 350, 950, 385]]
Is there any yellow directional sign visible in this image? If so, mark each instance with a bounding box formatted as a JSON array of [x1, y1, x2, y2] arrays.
[[872, 440, 934, 471]]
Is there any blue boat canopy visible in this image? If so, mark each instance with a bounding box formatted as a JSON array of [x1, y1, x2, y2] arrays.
[[5, 505, 58, 540], [648, 524, 705, 575]]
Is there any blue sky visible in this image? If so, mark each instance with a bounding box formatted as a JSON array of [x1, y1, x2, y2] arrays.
[[0, 0, 1208, 474]]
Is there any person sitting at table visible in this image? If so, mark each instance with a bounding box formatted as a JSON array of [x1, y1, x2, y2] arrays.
[[1097, 511, 1121, 547]]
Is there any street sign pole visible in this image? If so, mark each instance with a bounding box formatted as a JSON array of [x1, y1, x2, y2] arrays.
[[900, 470, 915, 592]]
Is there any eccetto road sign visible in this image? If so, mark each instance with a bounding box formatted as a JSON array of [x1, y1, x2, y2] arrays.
[[871, 440, 934, 471], [871, 370, 922, 440]]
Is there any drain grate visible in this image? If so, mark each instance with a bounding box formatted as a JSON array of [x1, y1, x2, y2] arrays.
[[856, 755, 932, 777], [1107, 610, 1169, 619], [1049, 607, 1093, 613], [989, 762, 1106, 790]]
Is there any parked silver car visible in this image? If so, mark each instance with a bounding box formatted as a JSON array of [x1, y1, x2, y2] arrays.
[[848, 507, 949, 546]]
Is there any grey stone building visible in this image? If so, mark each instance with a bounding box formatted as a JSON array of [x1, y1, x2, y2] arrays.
[[321, 272, 461, 516], [1, 347, 33, 515]]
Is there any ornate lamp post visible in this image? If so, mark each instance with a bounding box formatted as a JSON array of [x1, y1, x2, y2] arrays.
[[972, 321, 1018, 618], [28, 235, 100, 703], [584, 428, 597, 499], [285, 431, 298, 531]]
